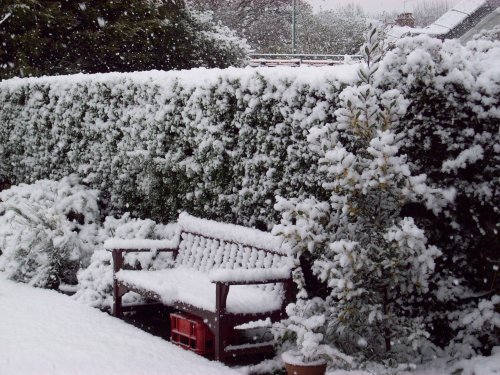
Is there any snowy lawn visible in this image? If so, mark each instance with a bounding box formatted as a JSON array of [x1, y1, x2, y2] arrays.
[[0, 266, 499, 375], [0, 274, 239, 375]]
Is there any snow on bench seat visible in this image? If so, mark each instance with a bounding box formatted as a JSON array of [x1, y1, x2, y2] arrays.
[[117, 268, 284, 314], [208, 267, 292, 283]]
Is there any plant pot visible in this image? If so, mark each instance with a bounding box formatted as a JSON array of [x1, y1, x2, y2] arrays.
[[284, 362, 327, 375], [282, 352, 327, 375]]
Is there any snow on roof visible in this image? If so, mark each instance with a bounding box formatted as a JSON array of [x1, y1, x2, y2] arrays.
[[386, 0, 492, 40], [178, 212, 290, 254], [418, 24, 454, 35], [433, 9, 470, 29], [454, 0, 489, 14], [460, 6, 500, 42], [420, 0, 489, 34]]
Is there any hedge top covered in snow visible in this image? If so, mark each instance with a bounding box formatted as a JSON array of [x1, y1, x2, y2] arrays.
[[0, 65, 360, 92]]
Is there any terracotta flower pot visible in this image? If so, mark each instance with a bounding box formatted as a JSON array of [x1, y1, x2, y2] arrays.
[[282, 352, 327, 375], [284, 361, 327, 375]]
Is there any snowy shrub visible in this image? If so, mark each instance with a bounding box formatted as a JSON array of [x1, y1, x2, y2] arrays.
[[74, 213, 177, 309], [274, 28, 454, 363], [0, 176, 100, 288], [275, 297, 353, 366], [189, 10, 250, 67], [0, 67, 356, 228], [471, 25, 500, 42], [376, 34, 500, 356]]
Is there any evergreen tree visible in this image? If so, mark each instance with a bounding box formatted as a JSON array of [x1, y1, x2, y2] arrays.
[[295, 4, 368, 55], [188, 0, 367, 54], [0, 0, 248, 80], [274, 27, 453, 361], [187, 0, 295, 53]]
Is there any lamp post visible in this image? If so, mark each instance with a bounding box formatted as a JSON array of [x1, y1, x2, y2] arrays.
[[292, 0, 296, 54]]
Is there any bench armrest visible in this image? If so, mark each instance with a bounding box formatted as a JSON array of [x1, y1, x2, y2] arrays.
[[209, 267, 292, 285], [104, 238, 178, 253]]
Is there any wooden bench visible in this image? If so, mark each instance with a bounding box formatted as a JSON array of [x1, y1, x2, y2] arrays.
[[105, 213, 294, 362]]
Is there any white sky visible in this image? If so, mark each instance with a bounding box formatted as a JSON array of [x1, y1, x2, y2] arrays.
[[306, 0, 458, 14]]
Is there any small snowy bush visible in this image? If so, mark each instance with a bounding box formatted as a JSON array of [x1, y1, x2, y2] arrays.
[[0, 176, 100, 288], [74, 213, 177, 309], [275, 297, 353, 367]]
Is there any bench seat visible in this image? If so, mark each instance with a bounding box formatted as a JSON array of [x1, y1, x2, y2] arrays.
[[117, 268, 284, 314]]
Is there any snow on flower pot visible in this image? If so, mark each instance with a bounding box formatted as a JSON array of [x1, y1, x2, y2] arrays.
[[282, 351, 327, 375]]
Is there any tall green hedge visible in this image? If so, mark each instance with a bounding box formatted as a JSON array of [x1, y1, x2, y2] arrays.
[[0, 67, 357, 227]]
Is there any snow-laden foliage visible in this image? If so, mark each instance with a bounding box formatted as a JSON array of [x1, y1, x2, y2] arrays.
[[188, 0, 367, 55], [0, 176, 99, 288], [74, 214, 176, 309], [296, 4, 368, 55], [275, 297, 353, 366], [0, 67, 357, 228], [274, 28, 455, 363], [0, 0, 250, 80], [377, 34, 500, 357], [186, 10, 251, 67], [471, 25, 500, 42], [187, 0, 297, 54]]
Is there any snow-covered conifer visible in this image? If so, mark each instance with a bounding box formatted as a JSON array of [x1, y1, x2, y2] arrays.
[[276, 27, 452, 361]]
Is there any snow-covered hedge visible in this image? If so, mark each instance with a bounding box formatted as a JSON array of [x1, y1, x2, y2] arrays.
[[377, 35, 500, 356], [0, 66, 358, 228]]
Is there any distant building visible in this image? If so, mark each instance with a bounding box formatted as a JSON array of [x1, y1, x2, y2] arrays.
[[395, 13, 416, 28], [386, 0, 500, 44]]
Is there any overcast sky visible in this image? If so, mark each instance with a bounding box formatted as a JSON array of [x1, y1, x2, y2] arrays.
[[307, 0, 458, 14]]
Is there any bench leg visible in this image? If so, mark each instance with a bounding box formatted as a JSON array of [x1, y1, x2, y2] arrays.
[[215, 283, 230, 362], [215, 318, 234, 362], [113, 281, 123, 317], [215, 320, 224, 362], [112, 249, 124, 318]]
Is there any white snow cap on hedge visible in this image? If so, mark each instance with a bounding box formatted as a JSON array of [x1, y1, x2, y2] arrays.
[[178, 212, 290, 254]]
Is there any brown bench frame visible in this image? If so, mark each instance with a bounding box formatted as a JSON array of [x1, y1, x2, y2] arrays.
[[110, 230, 294, 362]]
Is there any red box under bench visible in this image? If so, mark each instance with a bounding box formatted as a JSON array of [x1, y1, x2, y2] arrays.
[[170, 312, 214, 356]]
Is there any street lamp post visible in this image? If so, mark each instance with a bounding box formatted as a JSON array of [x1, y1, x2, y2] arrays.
[[292, 0, 296, 54]]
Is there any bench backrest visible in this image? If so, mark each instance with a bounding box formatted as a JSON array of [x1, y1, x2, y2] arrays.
[[175, 213, 291, 272]]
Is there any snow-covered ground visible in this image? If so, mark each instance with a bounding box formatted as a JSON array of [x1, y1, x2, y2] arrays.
[[0, 274, 238, 375], [1, 272, 499, 375]]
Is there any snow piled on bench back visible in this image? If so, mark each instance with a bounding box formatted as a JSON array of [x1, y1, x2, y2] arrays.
[[178, 212, 289, 254], [103, 237, 179, 250]]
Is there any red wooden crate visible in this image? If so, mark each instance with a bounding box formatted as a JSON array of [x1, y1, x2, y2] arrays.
[[170, 312, 214, 356]]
